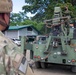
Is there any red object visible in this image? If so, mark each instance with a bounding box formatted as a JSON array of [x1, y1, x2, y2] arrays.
[[71, 59, 75, 62], [34, 55, 37, 58]]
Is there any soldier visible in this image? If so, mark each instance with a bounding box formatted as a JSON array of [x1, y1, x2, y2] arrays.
[[0, 0, 34, 75]]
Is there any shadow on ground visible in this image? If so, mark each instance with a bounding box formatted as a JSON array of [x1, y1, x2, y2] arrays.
[[33, 64, 76, 75]]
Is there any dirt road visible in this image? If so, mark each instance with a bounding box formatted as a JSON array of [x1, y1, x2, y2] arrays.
[[33, 65, 76, 75]]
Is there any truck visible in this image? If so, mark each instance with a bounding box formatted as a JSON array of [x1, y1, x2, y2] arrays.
[[24, 7, 76, 72]]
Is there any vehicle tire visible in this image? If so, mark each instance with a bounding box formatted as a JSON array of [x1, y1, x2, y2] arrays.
[[41, 62, 48, 69], [71, 66, 76, 72], [35, 62, 41, 68]]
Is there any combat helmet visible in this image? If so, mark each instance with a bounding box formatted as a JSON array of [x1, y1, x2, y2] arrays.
[[0, 0, 13, 13]]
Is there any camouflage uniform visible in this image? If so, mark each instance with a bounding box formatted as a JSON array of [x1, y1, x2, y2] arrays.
[[0, 0, 34, 75], [0, 31, 34, 75]]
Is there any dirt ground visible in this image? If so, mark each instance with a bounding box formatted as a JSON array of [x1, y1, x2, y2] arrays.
[[33, 65, 76, 75]]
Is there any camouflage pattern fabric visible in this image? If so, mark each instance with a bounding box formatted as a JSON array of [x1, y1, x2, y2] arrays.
[[0, 0, 13, 13], [0, 31, 34, 75]]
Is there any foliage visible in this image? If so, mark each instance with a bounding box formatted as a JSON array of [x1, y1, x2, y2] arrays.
[[22, 0, 76, 21], [21, 19, 44, 33], [22, 0, 50, 21], [64, 0, 76, 6], [10, 12, 44, 33], [10, 0, 76, 34], [10, 12, 28, 25], [56, 3, 76, 18]]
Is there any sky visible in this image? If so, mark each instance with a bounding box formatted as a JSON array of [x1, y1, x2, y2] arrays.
[[12, 0, 34, 17], [12, 0, 25, 13]]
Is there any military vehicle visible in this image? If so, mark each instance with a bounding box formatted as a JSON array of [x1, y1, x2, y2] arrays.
[[25, 7, 76, 72], [0, 0, 34, 75]]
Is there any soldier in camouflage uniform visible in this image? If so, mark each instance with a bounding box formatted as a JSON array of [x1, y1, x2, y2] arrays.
[[0, 0, 34, 75]]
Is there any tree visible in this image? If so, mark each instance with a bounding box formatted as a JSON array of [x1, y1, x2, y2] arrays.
[[10, 12, 28, 25], [10, 12, 44, 33], [56, 3, 76, 18], [22, 0, 76, 21], [21, 19, 44, 33], [10, 0, 76, 34], [64, 0, 76, 6], [22, 0, 51, 21]]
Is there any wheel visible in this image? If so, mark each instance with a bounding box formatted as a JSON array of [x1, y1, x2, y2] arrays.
[[71, 66, 76, 72], [35, 62, 41, 68], [41, 62, 48, 69]]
